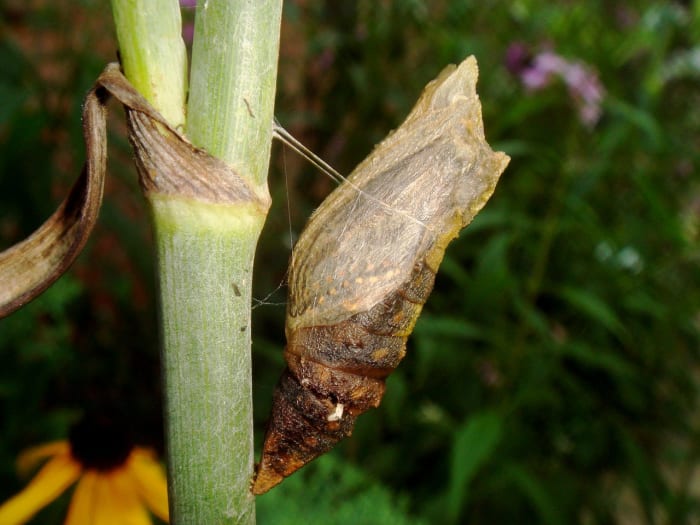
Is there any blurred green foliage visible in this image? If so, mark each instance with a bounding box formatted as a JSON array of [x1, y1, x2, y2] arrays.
[[256, 453, 427, 525], [1, 0, 699, 524]]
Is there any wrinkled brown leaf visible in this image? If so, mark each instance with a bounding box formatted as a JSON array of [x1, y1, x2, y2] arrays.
[[0, 80, 108, 318], [0, 63, 268, 318]]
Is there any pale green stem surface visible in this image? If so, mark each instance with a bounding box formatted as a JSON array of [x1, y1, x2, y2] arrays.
[[187, 0, 283, 184], [111, 0, 187, 128], [161, 1, 282, 524], [111, 0, 282, 522], [153, 197, 266, 524]]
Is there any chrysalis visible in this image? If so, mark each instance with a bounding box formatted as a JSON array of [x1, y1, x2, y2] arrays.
[[252, 56, 509, 494]]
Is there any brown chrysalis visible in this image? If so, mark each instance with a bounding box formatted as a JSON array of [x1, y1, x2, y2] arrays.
[[252, 56, 510, 494]]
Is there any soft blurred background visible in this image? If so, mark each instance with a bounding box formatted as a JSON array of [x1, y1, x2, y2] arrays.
[[1, 1, 699, 523]]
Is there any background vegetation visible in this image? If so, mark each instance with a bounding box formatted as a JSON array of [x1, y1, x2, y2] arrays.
[[1, 1, 699, 523]]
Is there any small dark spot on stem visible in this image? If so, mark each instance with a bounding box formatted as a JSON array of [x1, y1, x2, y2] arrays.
[[244, 98, 255, 118], [232, 283, 241, 296], [240, 325, 247, 332]]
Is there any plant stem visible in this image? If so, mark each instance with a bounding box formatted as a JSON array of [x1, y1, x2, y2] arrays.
[[186, 0, 282, 183], [110, 0, 187, 128], [158, 1, 282, 524], [153, 198, 266, 525], [111, 1, 281, 521]]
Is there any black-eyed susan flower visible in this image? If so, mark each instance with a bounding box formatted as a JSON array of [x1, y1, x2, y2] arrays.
[[0, 416, 169, 525]]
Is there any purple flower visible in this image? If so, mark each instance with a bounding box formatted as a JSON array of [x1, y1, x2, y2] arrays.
[[521, 63, 552, 90], [505, 42, 532, 76], [506, 44, 605, 127]]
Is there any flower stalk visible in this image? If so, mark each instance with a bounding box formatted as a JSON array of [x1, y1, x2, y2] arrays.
[[110, 0, 187, 128], [111, 0, 283, 523]]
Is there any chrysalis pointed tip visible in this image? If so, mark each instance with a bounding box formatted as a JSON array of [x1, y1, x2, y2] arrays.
[[250, 463, 284, 495]]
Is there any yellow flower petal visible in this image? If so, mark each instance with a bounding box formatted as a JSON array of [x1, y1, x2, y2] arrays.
[[0, 452, 81, 525], [100, 469, 152, 525], [65, 471, 98, 525], [16, 441, 70, 476], [66, 469, 153, 525], [126, 449, 170, 522]]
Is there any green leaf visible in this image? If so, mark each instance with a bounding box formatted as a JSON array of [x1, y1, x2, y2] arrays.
[[556, 341, 637, 379], [256, 453, 427, 525], [555, 286, 627, 340], [412, 316, 486, 386], [447, 410, 503, 521], [605, 97, 663, 150], [504, 464, 565, 525]]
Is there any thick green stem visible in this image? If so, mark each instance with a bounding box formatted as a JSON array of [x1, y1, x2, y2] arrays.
[[110, 0, 187, 128], [111, 1, 281, 522], [153, 198, 266, 524], [160, 1, 282, 523]]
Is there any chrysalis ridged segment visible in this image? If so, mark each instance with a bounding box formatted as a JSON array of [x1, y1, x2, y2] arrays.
[[253, 263, 435, 494]]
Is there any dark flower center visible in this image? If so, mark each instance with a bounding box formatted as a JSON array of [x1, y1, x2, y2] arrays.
[[69, 415, 134, 471]]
